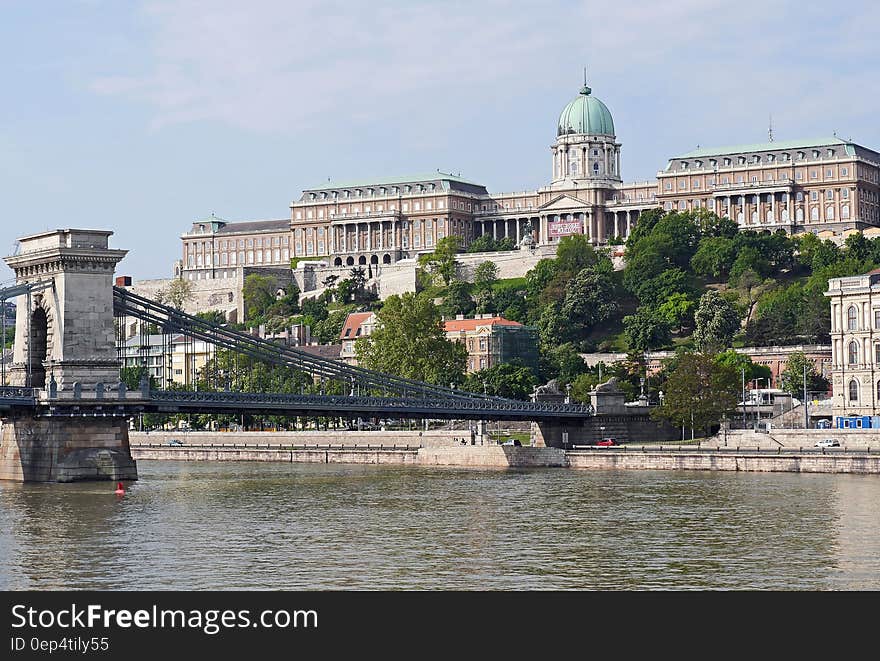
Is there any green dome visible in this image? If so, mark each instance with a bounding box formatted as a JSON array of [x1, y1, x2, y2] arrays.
[[557, 85, 615, 137]]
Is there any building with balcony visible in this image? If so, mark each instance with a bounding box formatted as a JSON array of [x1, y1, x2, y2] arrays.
[[179, 81, 880, 282]]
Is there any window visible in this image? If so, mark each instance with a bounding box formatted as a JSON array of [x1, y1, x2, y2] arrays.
[[842, 167, 848, 176], [842, 188, 849, 199], [811, 191, 819, 201], [796, 192, 804, 202], [849, 379, 859, 402], [811, 170, 817, 179], [842, 204, 850, 219], [848, 306, 858, 330], [826, 190, 834, 200], [848, 340, 859, 364], [826, 169, 833, 178], [826, 206, 835, 220]]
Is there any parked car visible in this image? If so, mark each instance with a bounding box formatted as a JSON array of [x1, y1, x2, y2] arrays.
[[816, 420, 832, 429], [167, 438, 184, 446], [815, 438, 840, 448], [595, 438, 619, 447], [501, 439, 523, 447]]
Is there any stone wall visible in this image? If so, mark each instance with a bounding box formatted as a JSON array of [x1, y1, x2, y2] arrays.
[[532, 414, 681, 448], [565, 449, 880, 474], [0, 416, 138, 482], [130, 429, 470, 448], [126, 277, 242, 321]]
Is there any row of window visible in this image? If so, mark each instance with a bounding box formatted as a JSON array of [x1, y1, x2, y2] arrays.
[[666, 169, 852, 190], [307, 183, 439, 201], [187, 248, 290, 267], [680, 148, 842, 171]]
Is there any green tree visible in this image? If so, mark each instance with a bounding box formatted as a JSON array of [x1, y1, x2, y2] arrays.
[[693, 290, 741, 351], [652, 351, 740, 436], [195, 310, 226, 325], [466, 234, 496, 253], [242, 274, 277, 321], [691, 236, 737, 280], [440, 280, 475, 317], [420, 235, 461, 286], [463, 362, 537, 400], [355, 292, 466, 385], [312, 309, 350, 344], [473, 261, 499, 291], [555, 234, 598, 275], [845, 232, 871, 261], [780, 351, 830, 398], [559, 266, 618, 338], [657, 292, 696, 334], [623, 309, 672, 352], [714, 349, 772, 384], [158, 278, 195, 310]]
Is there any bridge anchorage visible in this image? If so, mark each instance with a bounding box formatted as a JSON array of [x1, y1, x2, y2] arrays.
[[1, 229, 595, 483]]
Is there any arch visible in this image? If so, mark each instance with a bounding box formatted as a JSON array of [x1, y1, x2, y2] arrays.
[[333, 257, 343, 267], [358, 255, 367, 265], [796, 208, 804, 222], [782, 208, 790, 222], [847, 305, 858, 330], [345, 256, 354, 266], [736, 211, 744, 224], [751, 211, 758, 224], [28, 305, 50, 388], [849, 379, 859, 402], [382, 254, 391, 264], [370, 254, 379, 265], [848, 340, 859, 365], [826, 206, 835, 220], [766, 210, 774, 222], [841, 204, 850, 219], [810, 206, 819, 221]]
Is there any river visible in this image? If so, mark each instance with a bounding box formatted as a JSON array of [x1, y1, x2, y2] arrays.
[[1, 461, 878, 590]]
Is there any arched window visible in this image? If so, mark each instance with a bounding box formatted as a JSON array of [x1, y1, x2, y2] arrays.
[[796, 208, 804, 222], [848, 306, 858, 330], [849, 379, 859, 402], [593, 162, 599, 174], [876, 380, 880, 401], [848, 340, 859, 365], [875, 344, 880, 364], [810, 206, 819, 221], [569, 155, 579, 176], [826, 206, 835, 220], [841, 204, 850, 219]]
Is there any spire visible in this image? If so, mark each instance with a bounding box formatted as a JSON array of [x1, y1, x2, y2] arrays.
[[580, 67, 591, 96], [768, 114, 774, 142]]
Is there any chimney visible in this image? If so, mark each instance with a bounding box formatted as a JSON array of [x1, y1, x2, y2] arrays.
[[115, 275, 132, 287]]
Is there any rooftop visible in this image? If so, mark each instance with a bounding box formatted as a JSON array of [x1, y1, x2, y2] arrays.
[[303, 172, 484, 192], [671, 137, 852, 160], [444, 316, 523, 332]]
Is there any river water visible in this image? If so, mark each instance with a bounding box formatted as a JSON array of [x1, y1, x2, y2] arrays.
[[1, 461, 878, 590]]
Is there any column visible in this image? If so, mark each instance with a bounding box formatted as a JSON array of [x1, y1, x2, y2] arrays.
[[517, 219, 523, 244], [787, 193, 793, 224], [613, 212, 620, 239], [626, 211, 632, 238], [493, 220, 498, 241], [540, 216, 548, 244], [586, 212, 593, 243], [770, 193, 776, 224]]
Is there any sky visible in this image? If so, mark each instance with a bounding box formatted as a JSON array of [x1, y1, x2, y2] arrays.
[[1, 0, 878, 282]]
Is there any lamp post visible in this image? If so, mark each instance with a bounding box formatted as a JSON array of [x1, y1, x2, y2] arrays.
[[565, 383, 572, 404]]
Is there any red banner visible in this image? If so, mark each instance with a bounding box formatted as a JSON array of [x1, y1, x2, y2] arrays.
[[548, 220, 583, 237]]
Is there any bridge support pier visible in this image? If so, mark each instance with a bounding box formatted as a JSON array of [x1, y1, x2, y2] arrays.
[[0, 415, 137, 483]]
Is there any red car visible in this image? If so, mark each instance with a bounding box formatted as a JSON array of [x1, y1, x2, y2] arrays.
[[595, 438, 619, 447]]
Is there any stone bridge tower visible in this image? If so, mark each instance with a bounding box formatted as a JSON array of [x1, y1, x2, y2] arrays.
[[0, 229, 137, 483], [5, 229, 127, 391]]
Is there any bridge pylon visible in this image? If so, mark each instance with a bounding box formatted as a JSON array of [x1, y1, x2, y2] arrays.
[[0, 229, 136, 482]]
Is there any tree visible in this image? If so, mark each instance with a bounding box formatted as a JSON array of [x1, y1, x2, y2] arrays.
[[420, 235, 461, 286], [355, 292, 466, 385], [158, 278, 195, 310], [691, 236, 737, 280], [652, 351, 740, 436], [473, 261, 499, 291], [195, 310, 226, 325], [463, 362, 537, 400], [555, 234, 598, 275], [845, 232, 871, 261], [714, 349, 772, 384], [657, 292, 696, 334], [559, 266, 618, 337], [312, 309, 349, 344], [780, 351, 830, 398], [693, 290, 741, 351], [242, 274, 277, 321], [440, 280, 475, 317], [734, 268, 775, 326], [623, 309, 672, 352]]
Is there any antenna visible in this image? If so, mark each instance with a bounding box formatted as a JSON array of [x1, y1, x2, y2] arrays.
[[768, 114, 774, 142], [583, 66, 587, 86]]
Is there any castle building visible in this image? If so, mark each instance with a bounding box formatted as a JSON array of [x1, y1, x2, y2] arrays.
[[179, 82, 880, 282]]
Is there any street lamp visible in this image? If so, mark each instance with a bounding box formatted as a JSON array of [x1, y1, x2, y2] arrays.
[[565, 383, 572, 404]]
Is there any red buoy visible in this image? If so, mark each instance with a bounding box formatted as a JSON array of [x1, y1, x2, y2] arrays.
[[114, 481, 125, 495]]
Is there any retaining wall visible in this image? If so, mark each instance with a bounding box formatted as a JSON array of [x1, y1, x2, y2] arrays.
[[130, 429, 470, 448]]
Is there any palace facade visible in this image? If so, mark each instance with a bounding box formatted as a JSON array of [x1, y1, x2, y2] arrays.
[[180, 83, 880, 281]]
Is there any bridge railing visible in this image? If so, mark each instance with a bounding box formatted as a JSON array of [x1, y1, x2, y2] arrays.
[[147, 389, 595, 415]]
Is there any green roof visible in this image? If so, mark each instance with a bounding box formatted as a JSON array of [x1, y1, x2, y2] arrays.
[[305, 172, 483, 191], [557, 85, 615, 137], [672, 137, 852, 159]]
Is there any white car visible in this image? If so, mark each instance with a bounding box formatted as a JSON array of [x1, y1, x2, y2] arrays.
[[815, 439, 840, 448]]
